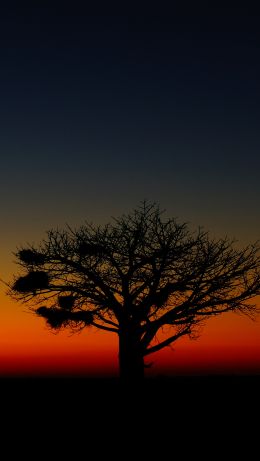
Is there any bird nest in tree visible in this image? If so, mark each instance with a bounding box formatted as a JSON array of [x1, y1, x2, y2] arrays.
[[18, 249, 45, 265], [13, 271, 49, 292], [36, 306, 67, 329], [36, 306, 93, 329], [72, 311, 93, 325], [58, 295, 75, 310]]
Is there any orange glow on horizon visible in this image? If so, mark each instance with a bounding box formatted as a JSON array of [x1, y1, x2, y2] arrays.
[[0, 288, 259, 376], [1, 249, 259, 377]]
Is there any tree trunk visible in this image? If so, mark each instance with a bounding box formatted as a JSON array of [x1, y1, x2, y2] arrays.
[[118, 327, 144, 380]]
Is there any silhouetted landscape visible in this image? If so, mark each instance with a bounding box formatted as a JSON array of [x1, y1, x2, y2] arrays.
[[0, 5, 259, 414], [1, 375, 259, 422]]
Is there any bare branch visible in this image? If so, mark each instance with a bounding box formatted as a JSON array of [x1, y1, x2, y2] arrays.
[[143, 328, 190, 356]]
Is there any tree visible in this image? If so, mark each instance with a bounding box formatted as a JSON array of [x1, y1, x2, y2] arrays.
[[9, 202, 259, 379]]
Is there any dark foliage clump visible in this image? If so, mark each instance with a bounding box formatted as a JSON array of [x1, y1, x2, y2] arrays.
[[36, 306, 64, 329], [36, 306, 93, 329], [72, 311, 93, 325], [18, 249, 45, 265], [13, 271, 49, 293], [58, 295, 75, 310]]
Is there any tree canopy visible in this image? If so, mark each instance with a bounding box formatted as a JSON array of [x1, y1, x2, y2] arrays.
[[10, 202, 259, 378]]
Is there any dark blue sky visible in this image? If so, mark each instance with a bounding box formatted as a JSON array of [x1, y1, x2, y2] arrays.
[[0, 6, 259, 259]]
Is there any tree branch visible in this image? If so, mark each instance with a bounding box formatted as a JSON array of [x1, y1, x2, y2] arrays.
[[91, 322, 118, 333], [143, 329, 189, 356]]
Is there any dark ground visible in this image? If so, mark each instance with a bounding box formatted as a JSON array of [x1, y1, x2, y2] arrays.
[[1, 375, 258, 456], [1, 374, 259, 413]]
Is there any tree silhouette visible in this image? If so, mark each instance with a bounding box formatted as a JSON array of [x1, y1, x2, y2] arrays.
[[9, 202, 259, 379]]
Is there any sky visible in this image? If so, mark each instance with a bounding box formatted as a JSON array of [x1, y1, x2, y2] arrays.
[[0, 5, 259, 376]]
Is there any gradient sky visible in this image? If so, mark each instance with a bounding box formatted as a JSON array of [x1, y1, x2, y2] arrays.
[[0, 5, 259, 376]]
